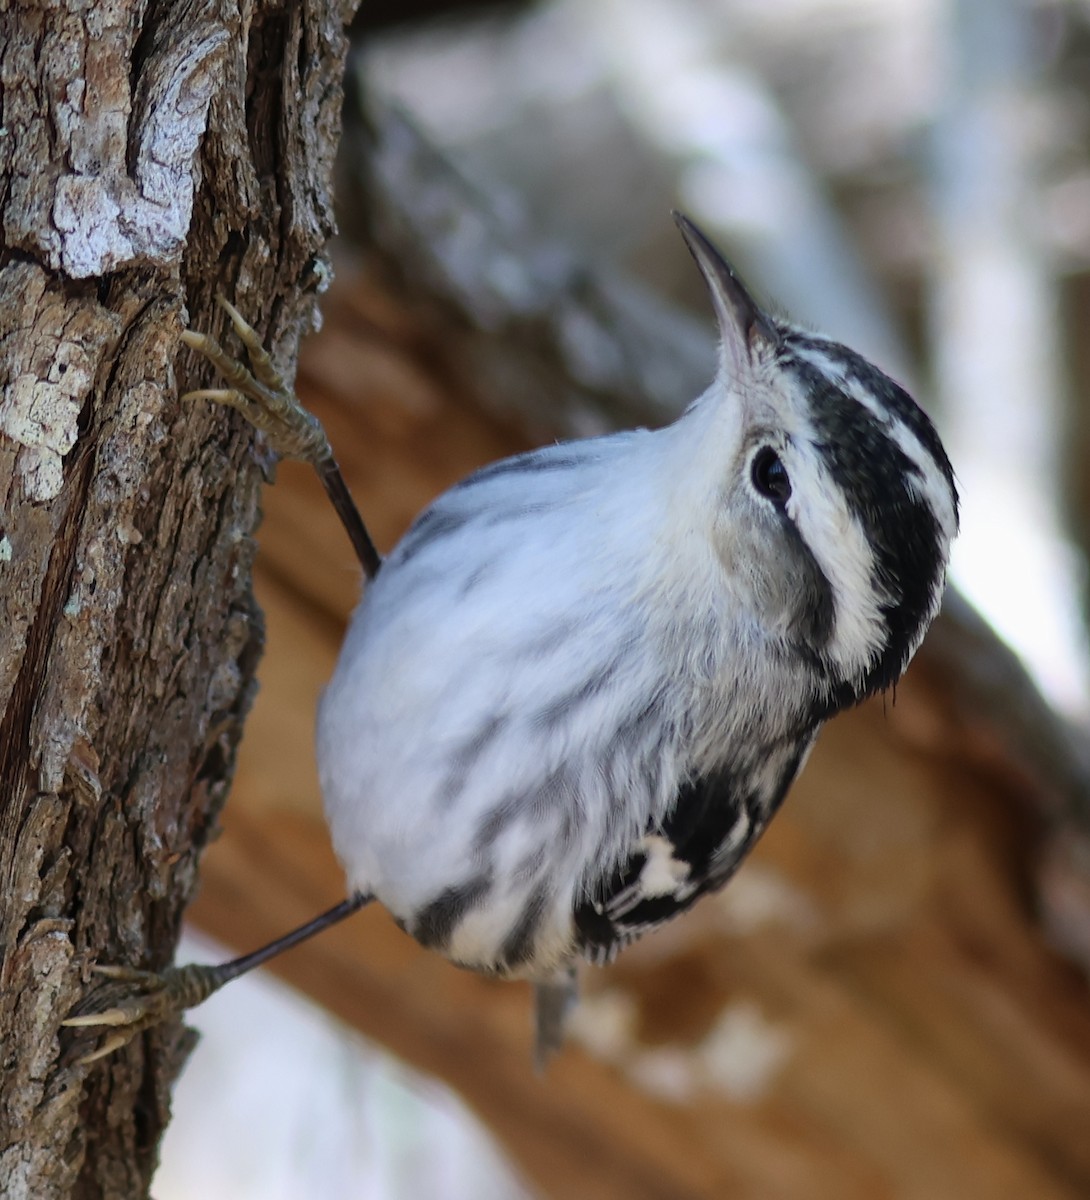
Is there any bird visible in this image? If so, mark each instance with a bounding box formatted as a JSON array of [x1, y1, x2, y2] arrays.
[[63, 213, 958, 1065]]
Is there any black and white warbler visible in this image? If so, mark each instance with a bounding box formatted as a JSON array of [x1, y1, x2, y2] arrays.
[[65, 214, 958, 1064]]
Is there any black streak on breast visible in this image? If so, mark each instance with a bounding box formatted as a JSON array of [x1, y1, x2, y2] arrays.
[[414, 874, 493, 949]]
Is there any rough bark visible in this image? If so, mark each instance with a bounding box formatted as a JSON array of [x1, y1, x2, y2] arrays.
[[0, 3, 353, 1196]]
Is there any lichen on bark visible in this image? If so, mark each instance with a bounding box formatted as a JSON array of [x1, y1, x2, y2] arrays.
[[0, 3, 356, 1195]]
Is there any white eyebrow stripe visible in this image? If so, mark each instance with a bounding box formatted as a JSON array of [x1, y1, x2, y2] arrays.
[[840, 376, 959, 546], [791, 344, 958, 547], [782, 432, 889, 681]]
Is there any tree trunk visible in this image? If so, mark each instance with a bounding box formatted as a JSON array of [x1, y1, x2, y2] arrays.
[[0, 3, 353, 1195]]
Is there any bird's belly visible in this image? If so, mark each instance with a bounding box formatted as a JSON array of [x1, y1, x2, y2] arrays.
[[320, 726, 643, 980], [316, 583, 686, 979], [321, 786, 586, 980], [442, 884, 578, 981]]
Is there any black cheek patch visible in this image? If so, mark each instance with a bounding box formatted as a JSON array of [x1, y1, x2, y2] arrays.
[[778, 514, 836, 650], [785, 355, 950, 699]]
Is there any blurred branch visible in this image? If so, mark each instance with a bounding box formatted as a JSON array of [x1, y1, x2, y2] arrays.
[[338, 74, 715, 438], [928, 592, 1090, 828], [929, 0, 1086, 708], [579, 0, 911, 379]]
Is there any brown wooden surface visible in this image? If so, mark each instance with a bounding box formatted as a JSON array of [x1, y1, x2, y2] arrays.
[[178, 275, 1090, 1199]]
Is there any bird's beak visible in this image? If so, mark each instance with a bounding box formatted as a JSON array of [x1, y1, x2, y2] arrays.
[[673, 212, 779, 362]]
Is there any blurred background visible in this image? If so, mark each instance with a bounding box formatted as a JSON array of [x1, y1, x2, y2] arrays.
[[156, 0, 1090, 1195]]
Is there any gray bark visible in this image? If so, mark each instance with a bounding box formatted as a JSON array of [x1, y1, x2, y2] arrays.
[[0, 2, 353, 1195]]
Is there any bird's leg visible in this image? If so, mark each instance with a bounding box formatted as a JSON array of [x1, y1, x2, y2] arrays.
[[64, 303, 386, 1064], [63, 894, 372, 1064], [181, 296, 382, 578]]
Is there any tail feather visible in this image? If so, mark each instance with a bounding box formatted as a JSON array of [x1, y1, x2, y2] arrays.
[[533, 965, 579, 1070]]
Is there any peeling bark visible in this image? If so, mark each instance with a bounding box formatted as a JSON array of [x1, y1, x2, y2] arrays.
[[0, 3, 354, 1195]]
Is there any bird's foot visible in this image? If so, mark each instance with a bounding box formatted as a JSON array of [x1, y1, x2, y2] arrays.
[[62, 897, 373, 1064], [181, 296, 332, 465], [62, 961, 228, 1064]]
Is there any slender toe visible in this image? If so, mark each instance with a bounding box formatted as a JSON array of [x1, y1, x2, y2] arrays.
[[61, 1008, 134, 1029], [78, 1033, 132, 1065]]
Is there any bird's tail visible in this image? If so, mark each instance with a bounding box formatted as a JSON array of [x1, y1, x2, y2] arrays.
[[533, 965, 579, 1070]]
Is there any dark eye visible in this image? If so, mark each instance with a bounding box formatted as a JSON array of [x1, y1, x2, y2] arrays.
[[751, 447, 791, 505]]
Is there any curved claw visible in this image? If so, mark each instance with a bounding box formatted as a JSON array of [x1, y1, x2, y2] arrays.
[[61, 961, 229, 1065], [180, 302, 332, 465], [180, 300, 381, 575]]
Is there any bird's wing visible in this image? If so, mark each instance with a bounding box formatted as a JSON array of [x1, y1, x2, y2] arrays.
[[572, 744, 809, 964]]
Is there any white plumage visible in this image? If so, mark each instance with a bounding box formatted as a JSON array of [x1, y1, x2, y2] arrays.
[[319, 423, 703, 975], [315, 217, 959, 1040], [64, 214, 958, 1065]]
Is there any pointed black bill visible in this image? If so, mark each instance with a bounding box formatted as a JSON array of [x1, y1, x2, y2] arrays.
[[673, 211, 779, 357]]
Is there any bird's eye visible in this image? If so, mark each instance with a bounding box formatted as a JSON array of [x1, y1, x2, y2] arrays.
[[751, 447, 791, 505]]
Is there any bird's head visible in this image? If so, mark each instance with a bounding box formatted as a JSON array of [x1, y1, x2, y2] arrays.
[[674, 213, 959, 711]]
